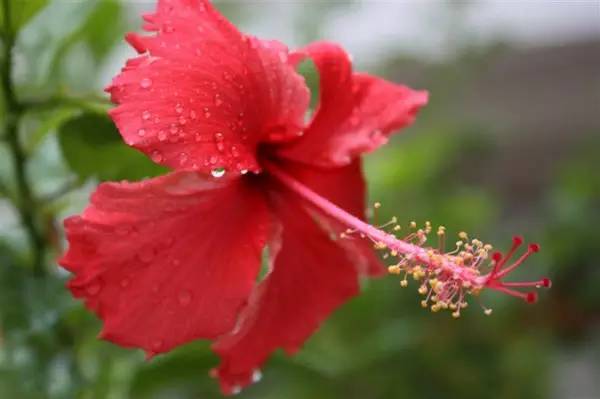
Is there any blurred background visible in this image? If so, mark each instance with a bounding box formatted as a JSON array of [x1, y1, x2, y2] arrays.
[[1, 0, 599, 398]]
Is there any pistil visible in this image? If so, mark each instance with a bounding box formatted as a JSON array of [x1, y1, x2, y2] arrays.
[[265, 161, 551, 317]]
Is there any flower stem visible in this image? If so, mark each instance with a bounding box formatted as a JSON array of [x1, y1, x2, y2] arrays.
[[1, 0, 46, 277]]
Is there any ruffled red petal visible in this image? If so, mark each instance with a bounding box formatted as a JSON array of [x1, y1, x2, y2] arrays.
[[107, 0, 309, 174], [280, 159, 383, 276], [277, 41, 428, 167], [59, 172, 270, 357], [211, 188, 361, 394]]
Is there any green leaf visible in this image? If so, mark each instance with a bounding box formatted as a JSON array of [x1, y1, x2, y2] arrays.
[[0, 0, 48, 33], [58, 113, 168, 181]]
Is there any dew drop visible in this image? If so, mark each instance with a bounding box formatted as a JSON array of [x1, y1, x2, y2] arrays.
[[190, 110, 197, 119], [140, 78, 152, 89], [175, 103, 184, 114], [214, 94, 223, 107], [151, 339, 163, 351], [214, 132, 224, 141], [178, 290, 192, 306], [151, 150, 163, 163], [158, 130, 167, 141], [179, 152, 188, 165], [86, 282, 101, 296], [251, 369, 262, 383], [170, 124, 179, 134], [178, 116, 187, 125], [138, 247, 155, 263], [142, 110, 151, 120], [115, 225, 130, 236], [203, 107, 211, 118], [216, 142, 225, 152], [209, 155, 218, 165], [240, 169, 248, 175], [211, 168, 226, 178], [137, 128, 146, 137]]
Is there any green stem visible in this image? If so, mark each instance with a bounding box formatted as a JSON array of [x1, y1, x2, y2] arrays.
[[1, 0, 46, 277]]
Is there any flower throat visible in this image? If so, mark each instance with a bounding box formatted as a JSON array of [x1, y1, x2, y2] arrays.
[[264, 161, 551, 318]]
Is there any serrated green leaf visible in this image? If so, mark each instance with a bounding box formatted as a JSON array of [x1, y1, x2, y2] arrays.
[[58, 113, 168, 181]]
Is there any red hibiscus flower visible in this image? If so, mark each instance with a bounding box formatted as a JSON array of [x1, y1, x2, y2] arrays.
[[59, 0, 550, 395]]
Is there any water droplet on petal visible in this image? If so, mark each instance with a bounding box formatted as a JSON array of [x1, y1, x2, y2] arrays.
[[179, 152, 188, 165], [158, 131, 167, 141], [140, 78, 152, 89], [151, 339, 163, 351], [138, 247, 155, 263], [203, 107, 211, 118], [178, 290, 192, 306], [178, 116, 187, 125], [142, 110, 151, 120], [209, 155, 218, 165], [190, 110, 197, 119], [116, 225, 130, 236], [175, 103, 183, 114], [214, 94, 223, 107], [170, 124, 179, 134], [86, 282, 101, 296], [211, 168, 226, 178], [251, 369, 262, 383], [137, 128, 146, 137], [240, 169, 248, 175], [151, 150, 163, 163]]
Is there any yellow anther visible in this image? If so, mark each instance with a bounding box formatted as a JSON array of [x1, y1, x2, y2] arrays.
[[390, 216, 398, 223], [400, 279, 408, 287], [373, 202, 381, 209], [429, 278, 438, 286], [374, 241, 386, 250], [393, 225, 401, 231], [418, 285, 428, 295], [484, 244, 493, 251], [439, 301, 448, 309], [420, 300, 428, 308], [484, 308, 493, 316], [462, 281, 472, 289], [388, 265, 401, 275], [431, 304, 441, 312], [410, 221, 417, 229], [449, 303, 457, 310], [458, 231, 468, 240], [452, 311, 461, 319], [456, 240, 463, 247], [390, 250, 398, 257], [460, 302, 468, 309]]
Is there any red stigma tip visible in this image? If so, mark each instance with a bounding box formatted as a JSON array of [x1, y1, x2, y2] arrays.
[[492, 252, 502, 262], [525, 292, 538, 303], [529, 243, 540, 252], [512, 236, 523, 245], [541, 277, 552, 288]]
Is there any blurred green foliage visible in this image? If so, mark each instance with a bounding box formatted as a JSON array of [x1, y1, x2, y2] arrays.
[[1, 1, 598, 399]]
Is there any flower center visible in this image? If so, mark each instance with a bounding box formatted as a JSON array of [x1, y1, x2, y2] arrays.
[[264, 161, 551, 318]]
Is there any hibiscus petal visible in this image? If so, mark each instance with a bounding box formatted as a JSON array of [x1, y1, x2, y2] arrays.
[[212, 190, 360, 394], [59, 172, 270, 356], [277, 41, 428, 167], [281, 159, 384, 276], [107, 0, 309, 175]]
